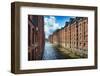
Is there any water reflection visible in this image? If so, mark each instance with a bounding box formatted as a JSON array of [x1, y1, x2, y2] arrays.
[[42, 41, 65, 60]]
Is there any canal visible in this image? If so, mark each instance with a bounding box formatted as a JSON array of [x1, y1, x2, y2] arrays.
[[42, 41, 66, 60]]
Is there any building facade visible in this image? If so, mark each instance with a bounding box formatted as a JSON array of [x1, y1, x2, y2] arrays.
[[77, 17, 88, 50], [28, 15, 45, 60], [48, 17, 88, 51]]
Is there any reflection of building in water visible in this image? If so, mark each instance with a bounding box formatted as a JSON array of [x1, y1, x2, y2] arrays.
[[49, 17, 88, 51], [28, 15, 45, 60]]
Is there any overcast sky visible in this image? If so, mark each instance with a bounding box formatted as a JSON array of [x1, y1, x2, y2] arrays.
[[44, 15, 74, 39]]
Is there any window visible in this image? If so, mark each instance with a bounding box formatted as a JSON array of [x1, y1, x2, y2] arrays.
[[84, 43, 85, 46], [32, 28, 35, 44], [32, 16, 38, 26], [84, 22, 86, 25], [28, 25, 30, 46], [80, 33, 81, 36], [80, 42, 81, 45]]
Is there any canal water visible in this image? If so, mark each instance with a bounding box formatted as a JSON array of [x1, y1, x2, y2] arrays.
[[42, 41, 66, 60]]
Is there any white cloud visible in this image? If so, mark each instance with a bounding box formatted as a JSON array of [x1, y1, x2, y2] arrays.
[[44, 16, 62, 39]]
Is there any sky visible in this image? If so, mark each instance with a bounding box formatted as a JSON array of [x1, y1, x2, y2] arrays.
[[44, 15, 74, 39]]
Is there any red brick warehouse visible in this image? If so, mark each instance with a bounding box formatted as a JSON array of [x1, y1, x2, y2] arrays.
[[28, 15, 45, 60], [49, 17, 88, 52]]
